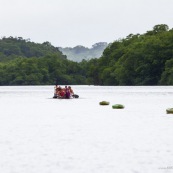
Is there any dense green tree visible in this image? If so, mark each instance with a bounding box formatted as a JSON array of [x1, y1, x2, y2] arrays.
[[160, 59, 173, 85], [87, 24, 173, 86], [1, 24, 173, 86]]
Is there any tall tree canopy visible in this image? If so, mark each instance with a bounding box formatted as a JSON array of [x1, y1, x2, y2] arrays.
[[84, 24, 173, 85], [1, 24, 173, 86]]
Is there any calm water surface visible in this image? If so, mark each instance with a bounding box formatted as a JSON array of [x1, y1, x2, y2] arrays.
[[0, 85, 173, 173]]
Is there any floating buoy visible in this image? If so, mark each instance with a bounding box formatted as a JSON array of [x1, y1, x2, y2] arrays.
[[112, 104, 124, 109], [166, 108, 173, 114], [99, 101, 110, 105]]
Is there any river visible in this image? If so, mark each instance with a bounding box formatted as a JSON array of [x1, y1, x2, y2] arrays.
[[0, 85, 173, 173]]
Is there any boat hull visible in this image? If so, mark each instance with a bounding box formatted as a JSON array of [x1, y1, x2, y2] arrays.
[[53, 94, 79, 99]]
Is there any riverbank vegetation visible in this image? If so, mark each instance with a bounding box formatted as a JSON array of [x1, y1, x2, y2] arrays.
[[0, 24, 173, 85]]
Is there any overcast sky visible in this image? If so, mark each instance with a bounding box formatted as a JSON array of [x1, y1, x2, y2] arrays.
[[0, 0, 172, 48]]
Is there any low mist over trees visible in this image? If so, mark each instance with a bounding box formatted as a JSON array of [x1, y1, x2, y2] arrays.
[[58, 42, 108, 62], [0, 24, 173, 85]]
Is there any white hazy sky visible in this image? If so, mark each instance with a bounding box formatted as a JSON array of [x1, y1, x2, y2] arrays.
[[0, 0, 173, 48]]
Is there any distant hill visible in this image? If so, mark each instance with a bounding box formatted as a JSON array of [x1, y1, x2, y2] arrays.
[[0, 37, 66, 62], [58, 42, 108, 62], [0, 37, 107, 63]]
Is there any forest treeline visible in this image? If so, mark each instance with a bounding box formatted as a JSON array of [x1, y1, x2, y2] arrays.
[[0, 24, 173, 86], [0, 37, 86, 85]]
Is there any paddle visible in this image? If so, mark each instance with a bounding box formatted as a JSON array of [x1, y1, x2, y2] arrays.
[[72, 94, 79, 98]]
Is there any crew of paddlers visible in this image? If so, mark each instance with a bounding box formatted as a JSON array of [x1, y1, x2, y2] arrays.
[[54, 85, 74, 98]]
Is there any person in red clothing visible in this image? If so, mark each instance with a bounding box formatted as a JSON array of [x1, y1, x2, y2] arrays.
[[58, 87, 65, 97]]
